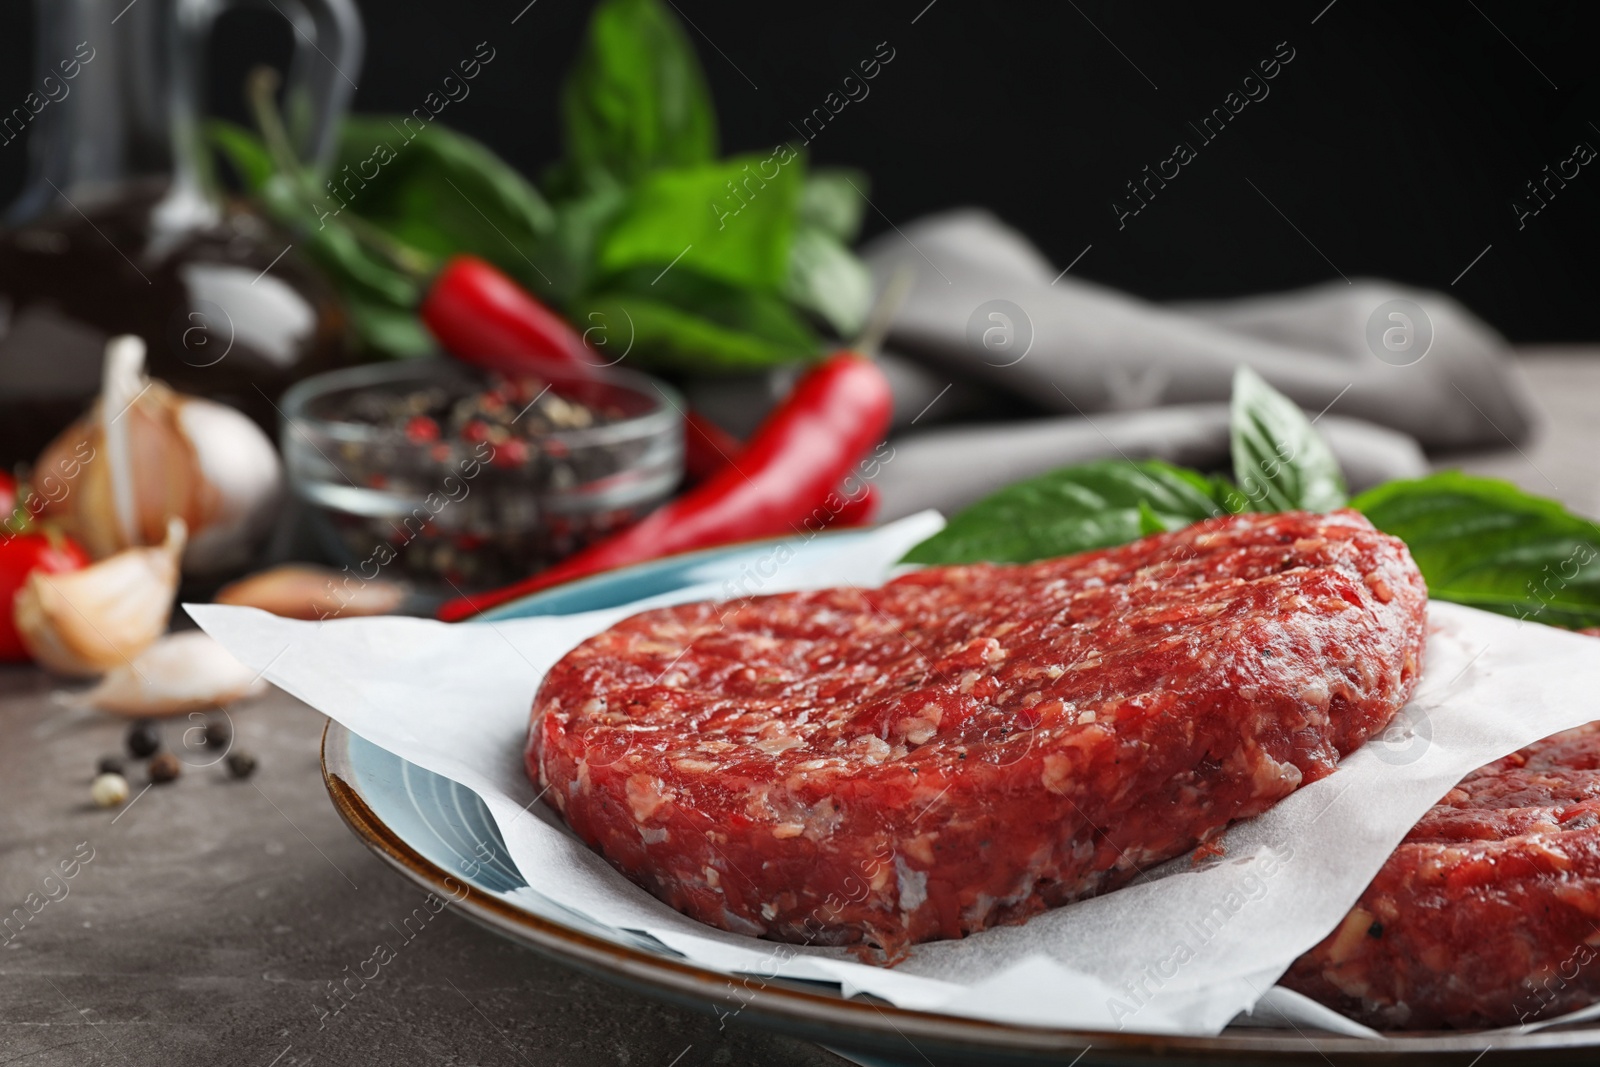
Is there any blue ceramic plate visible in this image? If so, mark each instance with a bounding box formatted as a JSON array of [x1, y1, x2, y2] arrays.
[[321, 534, 1600, 1066]]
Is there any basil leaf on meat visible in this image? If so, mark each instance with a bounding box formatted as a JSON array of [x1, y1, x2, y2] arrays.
[[1354, 472, 1600, 628], [1231, 366, 1348, 513], [902, 459, 1231, 566]]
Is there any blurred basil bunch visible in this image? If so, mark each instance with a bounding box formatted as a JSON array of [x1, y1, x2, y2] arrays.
[[210, 0, 873, 369]]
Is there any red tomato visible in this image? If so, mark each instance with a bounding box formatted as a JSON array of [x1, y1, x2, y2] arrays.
[[0, 532, 90, 661]]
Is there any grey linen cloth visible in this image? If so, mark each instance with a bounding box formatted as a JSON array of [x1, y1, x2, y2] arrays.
[[855, 210, 1536, 520]]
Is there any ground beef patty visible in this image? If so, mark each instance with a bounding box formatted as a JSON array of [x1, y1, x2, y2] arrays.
[[1286, 721, 1600, 1030], [528, 510, 1427, 957]]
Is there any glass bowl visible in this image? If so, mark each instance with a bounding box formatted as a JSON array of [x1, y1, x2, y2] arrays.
[[279, 359, 683, 594]]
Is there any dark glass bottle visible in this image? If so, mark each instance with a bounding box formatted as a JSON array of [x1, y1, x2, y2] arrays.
[[0, 0, 365, 465]]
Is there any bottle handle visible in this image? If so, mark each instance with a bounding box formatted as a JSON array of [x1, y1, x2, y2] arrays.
[[178, 0, 364, 176]]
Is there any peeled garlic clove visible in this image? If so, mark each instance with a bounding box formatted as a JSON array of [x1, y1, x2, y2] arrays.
[[215, 564, 407, 620], [32, 335, 283, 576], [14, 517, 186, 677], [76, 631, 267, 717]]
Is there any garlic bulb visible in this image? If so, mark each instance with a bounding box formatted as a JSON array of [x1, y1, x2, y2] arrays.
[[75, 631, 268, 717], [34, 335, 284, 575], [14, 518, 186, 677]]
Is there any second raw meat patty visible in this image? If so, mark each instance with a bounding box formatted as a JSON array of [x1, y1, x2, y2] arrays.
[[528, 509, 1428, 957], [1285, 720, 1600, 1029]]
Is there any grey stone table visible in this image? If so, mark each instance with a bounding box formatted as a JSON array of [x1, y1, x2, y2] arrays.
[[1, 350, 1595, 1067]]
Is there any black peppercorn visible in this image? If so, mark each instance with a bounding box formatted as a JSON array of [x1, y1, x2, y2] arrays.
[[97, 755, 125, 776], [148, 752, 181, 784], [126, 720, 161, 758], [203, 716, 232, 748], [226, 751, 258, 779]]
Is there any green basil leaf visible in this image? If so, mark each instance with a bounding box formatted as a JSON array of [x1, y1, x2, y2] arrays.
[[799, 168, 869, 243], [595, 154, 803, 292], [784, 226, 872, 338], [567, 287, 818, 373], [902, 459, 1230, 566], [234, 169, 420, 314], [1212, 476, 1252, 517], [1137, 500, 1168, 536], [331, 118, 554, 288], [561, 0, 718, 186], [345, 296, 435, 359], [528, 179, 630, 306], [213, 146, 424, 358], [206, 120, 276, 190], [1354, 472, 1600, 628], [1230, 366, 1347, 513]]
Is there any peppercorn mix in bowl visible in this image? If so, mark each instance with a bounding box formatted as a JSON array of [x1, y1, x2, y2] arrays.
[[280, 360, 683, 593]]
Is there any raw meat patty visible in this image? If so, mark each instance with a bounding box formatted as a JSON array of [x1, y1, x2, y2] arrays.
[[528, 509, 1427, 957], [1286, 721, 1600, 1029]]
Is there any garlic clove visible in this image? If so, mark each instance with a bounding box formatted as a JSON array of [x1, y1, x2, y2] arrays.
[[32, 335, 283, 576], [14, 517, 186, 677], [214, 564, 407, 621], [75, 630, 268, 717], [177, 398, 284, 574]]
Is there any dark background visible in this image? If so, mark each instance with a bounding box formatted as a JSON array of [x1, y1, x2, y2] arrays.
[[1, 0, 1596, 342]]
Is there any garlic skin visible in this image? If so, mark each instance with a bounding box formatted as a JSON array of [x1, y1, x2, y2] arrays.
[[14, 518, 186, 677], [176, 400, 284, 573], [76, 631, 268, 717], [33, 335, 283, 576], [215, 564, 406, 620]]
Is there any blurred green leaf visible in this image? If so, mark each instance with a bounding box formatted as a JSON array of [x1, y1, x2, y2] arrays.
[[569, 282, 818, 372], [527, 178, 630, 306], [208, 122, 427, 357], [333, 117, 555, 293], [255, 174, 421, 308], [207, 119, 276, 189], [1137, 500, 1169, 537], [784, 226, 872, 338], [561, 0, 718, 187], [345, 296, 435, 358], [799, 167, 869, 243], [596, 154, 803, 291], [208, 0, 882, 375]]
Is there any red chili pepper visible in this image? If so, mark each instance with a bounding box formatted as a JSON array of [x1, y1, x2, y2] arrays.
[[683, 411, 743, 484], [423, 259, 748, 482], [682, 411, 880, 527], [439, 351, 894, 621], [829, 483, 880, 527], [419, 255, 591, 374]]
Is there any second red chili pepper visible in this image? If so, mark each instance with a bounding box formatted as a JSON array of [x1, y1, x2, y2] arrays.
[[420, 254, 591, 374]]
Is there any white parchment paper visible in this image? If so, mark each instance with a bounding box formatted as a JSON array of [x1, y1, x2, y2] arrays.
[[190, 514, 1600, 1036]]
